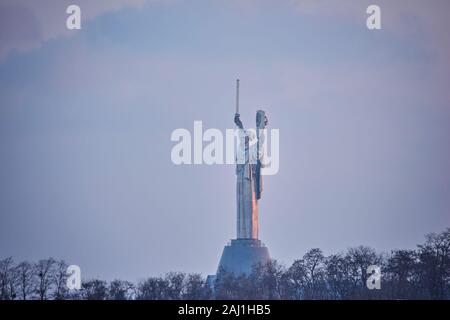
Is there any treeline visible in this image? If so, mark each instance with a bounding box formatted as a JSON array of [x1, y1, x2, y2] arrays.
[[1, 228, 449, 300]]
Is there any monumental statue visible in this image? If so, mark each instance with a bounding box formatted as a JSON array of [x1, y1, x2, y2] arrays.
[[234, 110, 267, 239], [210, 80, 271, 279]]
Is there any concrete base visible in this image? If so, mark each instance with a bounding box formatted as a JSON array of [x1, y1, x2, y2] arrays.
[[216, 238, 270, 275]]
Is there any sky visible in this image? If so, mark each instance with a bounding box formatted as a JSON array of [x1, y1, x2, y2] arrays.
[[0, 0, 449, 282]]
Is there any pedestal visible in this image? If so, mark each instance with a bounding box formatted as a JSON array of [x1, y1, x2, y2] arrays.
[[216, 238, 270, 275]]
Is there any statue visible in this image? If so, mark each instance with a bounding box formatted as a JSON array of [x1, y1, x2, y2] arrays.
[[208, 79, 271, 280], [234, 111, 268, 239]]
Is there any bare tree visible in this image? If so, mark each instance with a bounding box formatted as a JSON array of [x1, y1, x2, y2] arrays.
[[182, 273, 211, 300], [286, 249, 327, 299], [136, 276, 170, 300], [384, 249, 417, 299], [163, 272, 185, 300], [286, 259, 308, 299], [249, 260, 286, 300], [346, 246, 382, 299], [81, 279, 109, 300], [52, 260, 69, 300], [303, 249, 327, 299], [15, 261, 35, 300], [325, 253, 356, 300], [34, 258, 56, 300], [108, 279, 134, 300], [214, 268, 240, 299], [417, 228, 450, 299], [0, 257, 16, 300]]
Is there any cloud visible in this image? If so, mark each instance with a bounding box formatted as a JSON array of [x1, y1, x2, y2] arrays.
[[0, 0, 148, 61], [0, 4, 43, 59]]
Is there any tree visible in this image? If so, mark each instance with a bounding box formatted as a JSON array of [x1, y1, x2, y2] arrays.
[[52, 260, 69, 300], [302, 249, 326, 299], [0, 257, 17, 300], [214, 268, 239, 299], [183, 273, 211, 300], [416, 228, 450, 299], [108, 280, 134, 300], [81, 279, 109, 300], [346, 246, 382, 299], [15, 261, 35, 300], [286, 249, 327, 299], [136, 276, 169, 300], [384, 249, 417, 299], [249, 260, 286, 300], [34, 258, 56, 300], [163, 272, 185, 300], [325, 253, 356, 300], [286, 259, 308, 299]]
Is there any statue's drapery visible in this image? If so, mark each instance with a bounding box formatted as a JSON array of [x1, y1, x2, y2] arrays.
[[236, 160, 259, 239], [236, 125, 265, 239]]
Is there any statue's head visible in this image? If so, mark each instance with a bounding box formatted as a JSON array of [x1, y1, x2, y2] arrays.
[[256, 110, 266, 128]]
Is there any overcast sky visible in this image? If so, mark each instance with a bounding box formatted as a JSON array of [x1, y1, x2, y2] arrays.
[[0, 0, 449, 282]]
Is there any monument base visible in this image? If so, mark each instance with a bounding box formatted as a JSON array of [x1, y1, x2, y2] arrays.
[[216, 238, 270, 275]]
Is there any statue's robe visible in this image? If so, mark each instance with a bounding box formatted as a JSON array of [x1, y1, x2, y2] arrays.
[[236, 129, 265, 239]]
